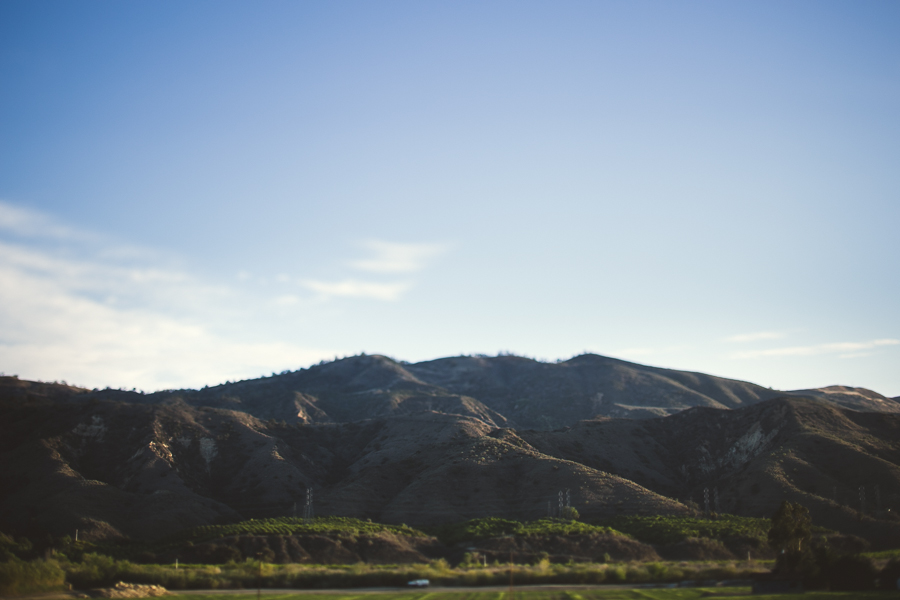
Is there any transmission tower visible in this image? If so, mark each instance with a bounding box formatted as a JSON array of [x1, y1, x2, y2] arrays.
[[304, 488, 314, 522]]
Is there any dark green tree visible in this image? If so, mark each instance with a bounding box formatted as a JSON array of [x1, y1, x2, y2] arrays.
[[768, 500, 811, 572]]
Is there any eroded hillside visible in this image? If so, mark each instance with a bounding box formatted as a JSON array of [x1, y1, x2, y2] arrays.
[[1, 372, 898, 548]]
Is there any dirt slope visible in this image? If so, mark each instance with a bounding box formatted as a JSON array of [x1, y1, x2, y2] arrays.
[[1, 373, 898, 548]]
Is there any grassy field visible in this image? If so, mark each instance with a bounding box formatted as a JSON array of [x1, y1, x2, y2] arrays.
[[167, 590, 899, 600]]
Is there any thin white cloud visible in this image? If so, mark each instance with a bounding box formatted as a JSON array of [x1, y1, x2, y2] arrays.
[[726, 331, 786, 343], [0, 202, 336, 390], [302, 279, 410, 301], [0, 200, 92, 241], [732, 339, 899, 359], [614, 347, 657, 357], [274, 294, 301, 306], [614, 345, 691, 358], [349, 240, 446, 274]]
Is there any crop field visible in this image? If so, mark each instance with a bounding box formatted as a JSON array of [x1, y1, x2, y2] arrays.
[[604, 516, 771, 546], [603, 514, 837, 547], [427, 518, 623, 545], [163, 517, 428, 546], [168, 589, 898, 600]]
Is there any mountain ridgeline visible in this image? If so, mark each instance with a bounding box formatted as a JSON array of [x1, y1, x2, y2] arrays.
[[68, 353, 900, 427], [1, 353, 898, 551]]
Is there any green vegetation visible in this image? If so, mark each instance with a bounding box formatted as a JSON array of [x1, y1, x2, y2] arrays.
[[0, 554, 766, 593], [164, 517, 428, 546], [0, 557, 66, 596], [164, 590, 895, 600], [768, 501, 811, 573], [864, 548, 900, 560], [3, 511, 899, 596], [605, 515, 772, 546], [429, 518, 623, 545]]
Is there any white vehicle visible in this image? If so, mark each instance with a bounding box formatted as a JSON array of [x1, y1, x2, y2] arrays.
[[407, 579, 430, 587]]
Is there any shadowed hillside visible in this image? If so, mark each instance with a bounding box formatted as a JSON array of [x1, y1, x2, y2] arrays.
[[1, 366, 898, 548], [11, 353, 899, 429]]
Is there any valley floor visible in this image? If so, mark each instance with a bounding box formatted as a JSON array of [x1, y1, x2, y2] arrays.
[[151, 589, 899, 600]]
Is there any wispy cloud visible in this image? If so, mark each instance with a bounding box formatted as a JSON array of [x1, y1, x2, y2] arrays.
[[614, 345, 691, 358], [0, 201, 335, 390], [732, 339, 899, 359], [349, 240, 446, 274], [0, 200, 92, 241], [297, 239, 446, 303], [726, 331, 786, 343], [302, 279, 410, 301]]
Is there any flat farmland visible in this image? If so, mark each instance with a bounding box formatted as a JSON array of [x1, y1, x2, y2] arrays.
[[168, 588, 899, 600]]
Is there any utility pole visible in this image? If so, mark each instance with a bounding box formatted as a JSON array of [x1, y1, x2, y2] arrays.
[[292, 502, 297, 518], [566, 489, 571, 511], [704, 487, 710, 516], [558, 490, 563, 518]]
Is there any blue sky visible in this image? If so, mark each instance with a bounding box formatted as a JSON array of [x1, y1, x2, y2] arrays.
[[1, 1, 898, 395]]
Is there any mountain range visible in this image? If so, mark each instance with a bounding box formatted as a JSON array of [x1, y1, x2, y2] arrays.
[[1, 353, 898, 549]]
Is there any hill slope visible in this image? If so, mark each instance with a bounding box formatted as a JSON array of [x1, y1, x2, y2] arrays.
[[12, 353, 899, 429], [1, 374, 898, 548]]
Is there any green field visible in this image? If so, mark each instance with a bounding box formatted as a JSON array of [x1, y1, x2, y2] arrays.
[[167, 590, 898, 600]]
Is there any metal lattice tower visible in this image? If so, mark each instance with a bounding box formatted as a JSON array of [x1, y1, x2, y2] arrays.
[[304, 488, 314, 522], [859, 486, 865, 516]]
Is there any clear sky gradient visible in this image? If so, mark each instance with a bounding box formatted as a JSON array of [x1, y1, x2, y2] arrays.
[[1, 1, 898, 395]]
